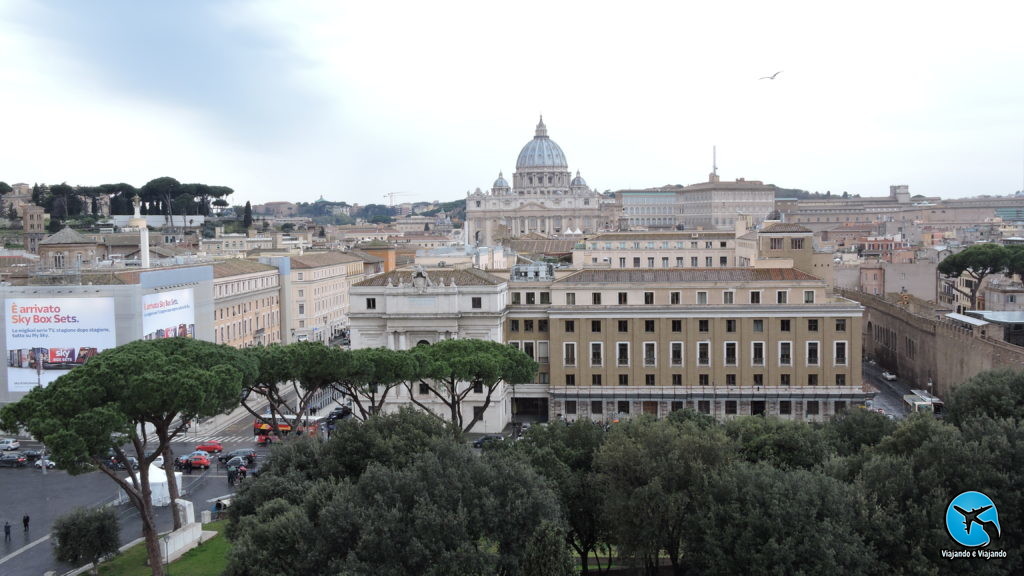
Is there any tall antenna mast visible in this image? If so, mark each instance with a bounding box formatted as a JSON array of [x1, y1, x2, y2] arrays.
[[713, 145, 718, 176]]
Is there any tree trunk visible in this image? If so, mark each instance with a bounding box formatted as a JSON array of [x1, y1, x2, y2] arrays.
[[140, 508, 166, 576], [160, 439, 182, 530]]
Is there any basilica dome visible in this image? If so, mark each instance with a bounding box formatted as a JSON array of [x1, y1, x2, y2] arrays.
[[516, 116, 568, 170]]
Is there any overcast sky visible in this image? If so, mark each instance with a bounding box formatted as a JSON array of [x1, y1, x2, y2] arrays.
[[2, 1, 1023, 207]]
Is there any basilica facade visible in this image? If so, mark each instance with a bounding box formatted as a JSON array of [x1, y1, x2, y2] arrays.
[[465, 118, 623, 246]]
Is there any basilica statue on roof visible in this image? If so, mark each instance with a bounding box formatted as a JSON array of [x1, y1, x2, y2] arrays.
[[465, 117, 623, 246]]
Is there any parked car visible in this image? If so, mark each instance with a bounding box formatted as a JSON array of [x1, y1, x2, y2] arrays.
[[472, 435, 504, 449], [34, 458, 56, 469], [21, 449, 44, 461], [223, 456, 248, 470], [195, 441, 223, 454], [219, 449, 257, 466], [0, 452, 28, 468], [0, 438, 21, 451], [881, 371, 898, 381], [144, 450, 166, 468]]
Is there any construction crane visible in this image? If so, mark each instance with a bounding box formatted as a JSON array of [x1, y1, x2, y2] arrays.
[[383, 192, 414, 206]]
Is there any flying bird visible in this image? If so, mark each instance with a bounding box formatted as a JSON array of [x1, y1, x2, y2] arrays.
[[760, 71, 783, 80]]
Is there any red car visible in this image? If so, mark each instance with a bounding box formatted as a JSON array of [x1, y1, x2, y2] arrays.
[[195, 441, 223, 454], [187, 454, 211, 469]]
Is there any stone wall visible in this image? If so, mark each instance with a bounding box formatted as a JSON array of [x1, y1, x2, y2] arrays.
[[840, 289, 1024, 398]]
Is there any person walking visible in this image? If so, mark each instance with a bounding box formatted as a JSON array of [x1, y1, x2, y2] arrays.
[[22, 515, 29, 531], [4, 521, 10, 541]]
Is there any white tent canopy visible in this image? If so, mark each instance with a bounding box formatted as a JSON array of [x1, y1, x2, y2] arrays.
[[116, 465, 183, 507]]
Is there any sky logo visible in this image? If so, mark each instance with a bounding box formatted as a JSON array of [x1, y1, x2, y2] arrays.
[[945, 491, 1001, 548]]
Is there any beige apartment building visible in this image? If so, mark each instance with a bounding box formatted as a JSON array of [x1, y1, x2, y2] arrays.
[[507, 268, 865, 422], [572, 230, 737, 269], [287, 251, 366, 343], [212, 259, 282, 348]]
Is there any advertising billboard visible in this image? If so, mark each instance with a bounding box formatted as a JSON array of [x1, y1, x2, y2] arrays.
[[5, 297, 117, 391], [142, 288, 195, 340]]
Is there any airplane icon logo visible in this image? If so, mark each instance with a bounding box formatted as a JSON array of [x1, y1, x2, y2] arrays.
[[946, 492, 1001, 548]]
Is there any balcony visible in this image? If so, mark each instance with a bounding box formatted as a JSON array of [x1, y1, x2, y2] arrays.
[[780, 355, 791, 365], [644, 356, 656, 367]]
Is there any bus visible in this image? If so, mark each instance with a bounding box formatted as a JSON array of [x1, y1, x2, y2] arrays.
[[903, 389, 944, 417], [252, 413, 325, 444]]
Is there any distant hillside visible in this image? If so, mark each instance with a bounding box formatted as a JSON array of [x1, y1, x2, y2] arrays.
[[421, 199, 465, 224]]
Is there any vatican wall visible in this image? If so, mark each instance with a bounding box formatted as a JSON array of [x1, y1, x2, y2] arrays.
[[844, 290, 1024, 398]]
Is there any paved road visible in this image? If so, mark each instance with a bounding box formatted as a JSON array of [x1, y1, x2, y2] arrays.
[[0, 438, 270, 576], [863, 360, 913, 418]]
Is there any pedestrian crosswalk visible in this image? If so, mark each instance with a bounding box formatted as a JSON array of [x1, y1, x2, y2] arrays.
[[144, 435, 255, 445]]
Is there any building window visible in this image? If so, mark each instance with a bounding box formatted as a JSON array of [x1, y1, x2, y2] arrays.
[[753, 319, 764, 332], [473, 380, 484, 393], [540, 292, 551, 304], [720, 256, 728, 266], [592, 374, 602, 386], [808, 319, 818, 332], [779, 400, 792, 415], [836, 373, 847, 386], [726, 374, 736, 386], [724, 342, 737, 365], [699, 319, 710, 332], [419, 382, 430, 394], [634, 257, 641, 268], [564, 343, 576, 366], [753, 374, 764, 386], [645, 374, 656, 386], [835, 319, 846, 331], [526, 292, 536, 305], [619, 257, 626, 268], [617, 342, 630, 366], [698, 400, 711, 414], [512, 293, 522, 305], [725, 400, 737, 414], [780, 374, 791, 386], [671, 342, 683, 366], [670, 291, 681, 305], [780, 319, 791, 332], [808, 374, 818, 386], [618, 320, 628, 332], [835, 341, 848, 365], [780, 342, 792, 365], [619, 374, 629, 386], [671, 319, 682, 332], [671, 400, 685, 411], [726, 319, 736, 333], [699, 374, 710, 386], [617, 401, 630, 414], [472, 297, 482, 309], [648, 257, 655, 267], [591, 400, 603, 414], [592, 293, 602, 305], [697, 291, 708, 305], [770, 238, 783, 250], [644, 342, 656, 366], [565, 401, 577, 415], [698, 342, 710, 365], [565, 320, 575, 333], [752, 342, 765, 366], [807, 341, 819, 365], [590, 342, 603, 366], [791, 238, 805, 250], [591, 320, 602, 333], [724, 291, 734, 304], [645, 320, 655, 332], [524, 320, 534, 332], [644, 292, 654, 305], [804, 290, 815, 304], [539, 320, 548, 332], [566, 293, 576, 305], [565, 374, 576, 386], [750, 291, 761, 304], [806, 401, 820, 415], [511, 320, 520, 332], [672, 374, 683, 386], [366, 298, 376, 310], [691, 257, 698, 267], [618, 292, 628, 305], [776, 291, 788, 304]]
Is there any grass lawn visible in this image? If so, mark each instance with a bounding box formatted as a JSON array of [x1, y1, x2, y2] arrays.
[[98, 520, 231, 576]]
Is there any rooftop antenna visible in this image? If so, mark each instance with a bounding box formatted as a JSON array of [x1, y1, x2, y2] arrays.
[[713, 145, 718, 176]]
